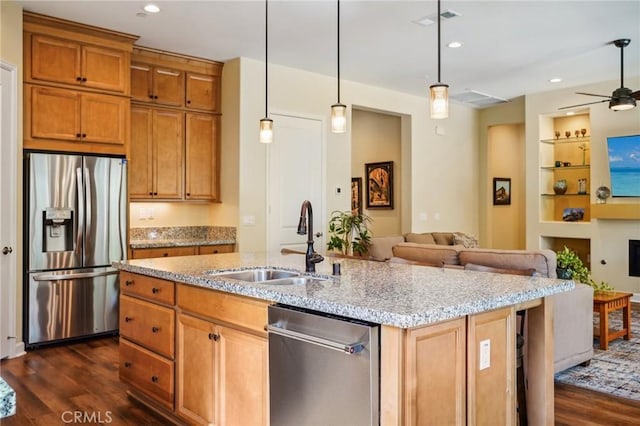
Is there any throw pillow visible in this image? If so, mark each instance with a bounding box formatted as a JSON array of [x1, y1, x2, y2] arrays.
[[453, 232, 479, 248], [404, 233, 436, 245], [432, 232, 455, 245]]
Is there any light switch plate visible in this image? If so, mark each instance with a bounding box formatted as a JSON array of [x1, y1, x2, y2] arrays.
[[479, 339, 491, 370]]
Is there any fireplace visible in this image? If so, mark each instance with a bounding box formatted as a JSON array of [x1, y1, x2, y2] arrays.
[[630, 240, 640, 277]]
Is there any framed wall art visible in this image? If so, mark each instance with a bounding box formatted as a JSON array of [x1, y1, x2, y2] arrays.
[[366, 161, 393, 209], [351, 177, 363, 215], [493, 177, 511, 205]]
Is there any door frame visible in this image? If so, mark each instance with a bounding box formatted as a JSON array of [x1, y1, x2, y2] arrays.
[[265, 111, 326, 255], [1, 60, 20, 358]]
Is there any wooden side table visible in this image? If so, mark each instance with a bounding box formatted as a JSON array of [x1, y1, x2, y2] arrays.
[[592, 291, 633, 350]]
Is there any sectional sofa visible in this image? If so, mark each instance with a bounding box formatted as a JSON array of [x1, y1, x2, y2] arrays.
[[368, 233, 593, 373]]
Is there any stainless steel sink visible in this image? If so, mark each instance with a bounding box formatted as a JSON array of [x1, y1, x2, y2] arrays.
[[209, 268, 300, 282], [261, 276, 329, 286]]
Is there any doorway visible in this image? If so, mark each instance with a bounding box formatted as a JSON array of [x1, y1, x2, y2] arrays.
[[1, 61, 18, 359], [267, 114, 324, 255]]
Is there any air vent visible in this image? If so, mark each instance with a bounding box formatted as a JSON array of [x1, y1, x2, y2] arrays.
[[413, 9, 462, 26], [450, 90, 509, 108]]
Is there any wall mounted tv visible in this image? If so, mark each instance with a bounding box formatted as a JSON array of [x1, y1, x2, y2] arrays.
[[606, 134, 640, 197]]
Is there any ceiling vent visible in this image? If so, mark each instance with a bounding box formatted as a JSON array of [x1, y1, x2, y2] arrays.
[[450, 90, 509, 108], [413, 9, 462, 26]]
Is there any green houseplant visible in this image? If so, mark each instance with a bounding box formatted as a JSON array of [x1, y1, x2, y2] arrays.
[[326, 210, 372, 256], [556, 246, 613, 292]]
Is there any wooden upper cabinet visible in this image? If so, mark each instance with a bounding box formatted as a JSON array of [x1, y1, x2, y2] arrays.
[[186, 113, 219, 201], [27, 84, 128, 147], [129, 106, 154, 199], [131, 62, 184, 107], [186, 73, 219, 112], [29, 34, 128, 93]]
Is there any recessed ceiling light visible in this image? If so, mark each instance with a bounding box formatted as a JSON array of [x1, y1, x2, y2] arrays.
[[447, 41, 462, 48], [549, 78, 562, 83], [144, 4, 160, 13], [566, 111, 575, 116]]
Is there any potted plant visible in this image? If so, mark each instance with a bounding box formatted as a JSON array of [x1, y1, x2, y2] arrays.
[[326, 210, 372, 256], [555, 246, 613, 292]]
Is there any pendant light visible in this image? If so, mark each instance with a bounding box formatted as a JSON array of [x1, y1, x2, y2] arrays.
[[259, 0, 273, 143], [330, 0, 347, 133], [429, 0, 449, 119]]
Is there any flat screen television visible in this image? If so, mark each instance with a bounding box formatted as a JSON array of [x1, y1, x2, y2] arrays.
[[606, 134, 640, 197]]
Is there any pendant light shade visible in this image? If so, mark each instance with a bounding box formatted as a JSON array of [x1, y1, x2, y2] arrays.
[[259, 0, 273, 143], [330, 0, 347, 133], [429, 0, 449, 119]]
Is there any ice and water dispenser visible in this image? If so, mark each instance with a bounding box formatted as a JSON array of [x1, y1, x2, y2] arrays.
[[42, 208, 74, 252]]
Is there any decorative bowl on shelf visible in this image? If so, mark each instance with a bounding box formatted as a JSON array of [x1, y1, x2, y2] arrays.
[[596, 186, 611, 204], [553, 179, 568, 194]]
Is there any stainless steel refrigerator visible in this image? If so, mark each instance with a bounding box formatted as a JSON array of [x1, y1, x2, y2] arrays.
[[24, 151, 127, 347]]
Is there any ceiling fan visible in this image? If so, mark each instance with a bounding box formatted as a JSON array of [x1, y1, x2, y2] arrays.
[[560, 39, 639, 111]]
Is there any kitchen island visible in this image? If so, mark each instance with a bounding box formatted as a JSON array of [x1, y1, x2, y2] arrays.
[[114, 252, 572, 425]]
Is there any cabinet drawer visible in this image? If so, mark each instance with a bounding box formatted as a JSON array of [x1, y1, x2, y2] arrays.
[[120, 338, 174, 410], [131, 246, 196, 259], [120, 295, 175, 358], [197, 244, 234, 255], [177, 284, 269, 335], [120, 271, 175, 305]]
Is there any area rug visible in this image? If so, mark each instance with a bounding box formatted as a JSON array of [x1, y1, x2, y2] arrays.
[[554, 304, 640, 401]]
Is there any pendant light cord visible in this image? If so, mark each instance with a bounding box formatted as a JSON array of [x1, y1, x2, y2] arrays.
[[265, 0, 269, 117], [337, 0, 341, 103], [437, 0, 441, 83]]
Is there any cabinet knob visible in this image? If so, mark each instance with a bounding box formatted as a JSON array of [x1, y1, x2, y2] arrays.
[[154, 95, 158, 100], [149, 94, 154, 99], [81, 133, 87, 138], [187, 100, 191, 104], [186, 193, 190, 197], [76, 133, 82, 138], [82, 77, 87, 82], [153, 192, 158, 196], [124, 316, 132, 322], [149, 192, 153, 196], [124, 361, 132, 368], [208, 333, 219, 341], [151, 376, 158, 383], [152, 326, 160, 333], [76, 76, 82, 81], [125, 280, 134, 286], [162, 253, 168, 257], [152, 287, 160, 294], [213, 250, 219, 254]]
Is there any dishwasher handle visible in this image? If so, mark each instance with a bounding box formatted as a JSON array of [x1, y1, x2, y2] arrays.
[[267, 323, 366, 355]]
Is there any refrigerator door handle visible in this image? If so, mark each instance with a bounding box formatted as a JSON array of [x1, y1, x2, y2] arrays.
[[84, 166, 92, 253], [76, 167, 84, 258], [32, 269, 118, 282]]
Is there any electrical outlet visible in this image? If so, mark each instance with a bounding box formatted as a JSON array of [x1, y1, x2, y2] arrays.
[[479, 339, 491, 370]]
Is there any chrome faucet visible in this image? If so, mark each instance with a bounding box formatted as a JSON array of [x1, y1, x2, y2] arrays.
[[297, 200, 324, 273]]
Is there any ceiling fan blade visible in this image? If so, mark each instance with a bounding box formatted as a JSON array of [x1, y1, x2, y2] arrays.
[[632, 90, 640, 100], [575, 92, 611, 98], [558, 99, 609, 110]]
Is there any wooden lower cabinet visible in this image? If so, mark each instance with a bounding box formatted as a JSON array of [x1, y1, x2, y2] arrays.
[[130, 244, 235, 259], [198, 244, 235, 255]]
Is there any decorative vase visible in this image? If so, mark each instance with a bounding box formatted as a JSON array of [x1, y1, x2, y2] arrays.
[[556, 268, 572, 279], [553, 179, 568, 195]]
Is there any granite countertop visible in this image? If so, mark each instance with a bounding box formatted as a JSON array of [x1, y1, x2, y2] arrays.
[[113, 252, 574, 328], [130, 239, 236, 249]]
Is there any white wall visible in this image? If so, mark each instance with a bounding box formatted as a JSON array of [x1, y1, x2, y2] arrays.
[[525, 78, 640, 292], [233, 57, 480, 252]]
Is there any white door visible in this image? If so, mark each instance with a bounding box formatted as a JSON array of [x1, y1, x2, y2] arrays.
[[1, 61, 18, 359], [267, 114, 324, 255]]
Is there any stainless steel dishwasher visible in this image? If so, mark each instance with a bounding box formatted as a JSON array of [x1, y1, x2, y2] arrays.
[[268, 304, 380, 426]]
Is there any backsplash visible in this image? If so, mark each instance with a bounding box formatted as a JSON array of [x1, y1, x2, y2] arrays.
[[130, 226, 236, 241]]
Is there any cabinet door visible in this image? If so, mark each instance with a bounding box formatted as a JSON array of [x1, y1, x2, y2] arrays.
[[186, 72, 219, 111], [153, 109, 184, 199], [185, 113, 218, 201], [29, 85, 81, 141], [404, 318, 466, 425], [81, 93, 128, 145], [467, 307, 515, 425], [131, 63, 153, 102], [177, 314, 217, 426], [130, 107, 154, 199], [217, 325, 269, 426], [30, 35, 82, 86], [153, 67, 184, 107], [82, 45, 127, 93], [131, 246, 196, 259]]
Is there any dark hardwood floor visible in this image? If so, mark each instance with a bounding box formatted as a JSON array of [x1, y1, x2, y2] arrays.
[[2, 336, 640, 425]]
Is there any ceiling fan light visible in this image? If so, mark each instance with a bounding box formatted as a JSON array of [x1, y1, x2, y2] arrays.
[[331, 103, 347, 133], [609, 88, 637, 111], [259, 118, 273, 143], [430, 83, 449, 119]]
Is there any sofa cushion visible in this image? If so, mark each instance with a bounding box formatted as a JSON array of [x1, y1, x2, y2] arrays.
[[368, 235, 406, 261], [432, 232, 455, 245], [458, 248, 557, 278], [464, 263, 538, 277], [392, 242, 462, 265], [404, 233, 436, 245], [452, 232, 479, 248], [388, 256, 441, 267]]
